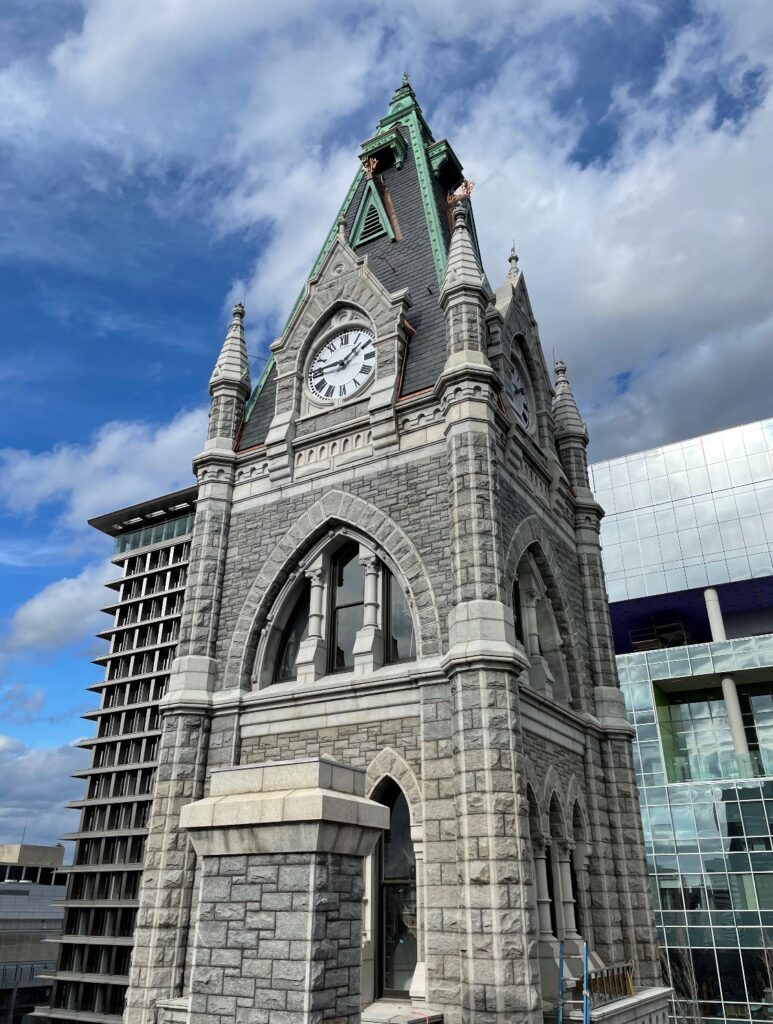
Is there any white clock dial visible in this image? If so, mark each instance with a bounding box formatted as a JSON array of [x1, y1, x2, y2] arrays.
[[510, 367, 531, 428], [307, 329, 376, 403]]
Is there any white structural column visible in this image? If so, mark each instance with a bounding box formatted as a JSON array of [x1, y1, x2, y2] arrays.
[[704, 588, 751, 765]]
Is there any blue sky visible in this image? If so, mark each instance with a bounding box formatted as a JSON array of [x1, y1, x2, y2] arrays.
[[0, 0, 771, 845]]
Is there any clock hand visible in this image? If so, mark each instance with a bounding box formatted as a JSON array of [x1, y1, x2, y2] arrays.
[[339, 341, 363, 369]]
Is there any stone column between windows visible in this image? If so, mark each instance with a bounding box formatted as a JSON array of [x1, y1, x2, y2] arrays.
[[296, 561, 327, 683], [704, 587, 751, 766], [532, 835, 554, 939], [521, 587, 540, 659], [353, 548, 383, 673], [307, 566, 326, 639], [176, 758, 388, 1024], [556, 839, 582, 948]]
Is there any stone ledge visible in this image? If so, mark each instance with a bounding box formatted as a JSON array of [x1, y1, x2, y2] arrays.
[[180, 757, 389, 857], [362, 1003, 443, 1024]]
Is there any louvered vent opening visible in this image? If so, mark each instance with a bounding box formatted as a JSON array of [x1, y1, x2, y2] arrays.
[[358, 202, 386, 244]]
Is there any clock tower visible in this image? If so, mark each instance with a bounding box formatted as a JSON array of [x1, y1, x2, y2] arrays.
[[123, 77, 667, 1024]]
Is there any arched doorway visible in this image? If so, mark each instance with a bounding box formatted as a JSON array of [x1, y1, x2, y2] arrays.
[[376, 780, 417, 997]]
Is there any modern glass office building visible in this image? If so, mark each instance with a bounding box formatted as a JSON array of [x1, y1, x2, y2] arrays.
[[591, 418, 773, 1024]]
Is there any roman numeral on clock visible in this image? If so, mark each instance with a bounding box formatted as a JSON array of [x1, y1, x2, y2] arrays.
[[324, 384, 335, 399]]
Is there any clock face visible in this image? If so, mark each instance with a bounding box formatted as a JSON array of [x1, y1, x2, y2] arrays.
[[510, 366, 531, 429], [307, 328, 376, 403]]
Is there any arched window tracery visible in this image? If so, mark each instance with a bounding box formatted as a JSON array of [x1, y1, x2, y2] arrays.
[[512, 549, 573, 704], [257, 531, 417, 687]]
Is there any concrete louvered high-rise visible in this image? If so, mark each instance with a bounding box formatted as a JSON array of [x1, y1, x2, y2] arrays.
[[39, 491, 196, 1023], [44, 79, 672, 1024]]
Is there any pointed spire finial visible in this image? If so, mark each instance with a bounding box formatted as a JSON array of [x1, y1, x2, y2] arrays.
[[210, 299, 251, 398], [508, 241, 519, 278], [402, 70, 410, 87], [552, 357, 587, 440]]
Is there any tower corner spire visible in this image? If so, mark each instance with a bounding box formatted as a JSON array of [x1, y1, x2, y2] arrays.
[[209, 302, 251, 397], [440, 184, 486, 302], [553, 358, 587, 440], [206, 301, 251, 447]]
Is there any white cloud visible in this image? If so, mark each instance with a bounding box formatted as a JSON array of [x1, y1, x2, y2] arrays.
[[0, 736, 87, 847], [0, 407, 204, 530], [3, 560, 112, 653], [0, 0, 770, 455]]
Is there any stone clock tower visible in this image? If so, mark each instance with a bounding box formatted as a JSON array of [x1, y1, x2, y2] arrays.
[[122, 78, 668, 1024]]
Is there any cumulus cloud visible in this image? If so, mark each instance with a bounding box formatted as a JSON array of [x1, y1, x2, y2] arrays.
[[0, 407, 204, 529], [0, 736, 87, 847], [3, 560, 112, 653]]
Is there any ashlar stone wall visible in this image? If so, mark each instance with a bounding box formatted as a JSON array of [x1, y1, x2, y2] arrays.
[[191, 851, 364, 1024]]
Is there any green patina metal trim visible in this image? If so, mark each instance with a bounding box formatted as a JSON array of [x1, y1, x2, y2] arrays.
[[350, 178, 395, 247], [403, 109, 447, 284], [243, 351, 275, 423], [360, 125, 408, 169], [426, 138, 463, 183]]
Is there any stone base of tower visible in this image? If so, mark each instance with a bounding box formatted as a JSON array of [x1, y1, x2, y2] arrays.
[[131, 758, 389, 1024]]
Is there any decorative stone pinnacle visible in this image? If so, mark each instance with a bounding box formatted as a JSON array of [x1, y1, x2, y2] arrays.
[[555, 358, 569, 388], [508, 243, 519, 278], [402, 71, 410, 86], [232, 302, 245, 321]]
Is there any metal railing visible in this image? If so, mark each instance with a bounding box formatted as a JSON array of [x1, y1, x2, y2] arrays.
[[0, 960, 56, 987], [566, 961, 635, 1009]]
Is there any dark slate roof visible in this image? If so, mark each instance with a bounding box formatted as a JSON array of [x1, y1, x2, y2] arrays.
[[237, 82, 478, 451], [239, 360, 277, 450], [342, 127, 452, 398]]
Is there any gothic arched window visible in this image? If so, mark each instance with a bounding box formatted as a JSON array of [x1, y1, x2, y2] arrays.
[[263, 534, 417, 686], [376, 780, 417, 997]]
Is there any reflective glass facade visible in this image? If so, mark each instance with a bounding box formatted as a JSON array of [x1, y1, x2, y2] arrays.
[[593, 419, 773, 1024], [590, 419, 773, 603]]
